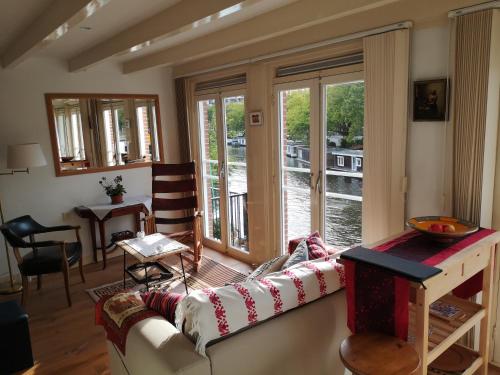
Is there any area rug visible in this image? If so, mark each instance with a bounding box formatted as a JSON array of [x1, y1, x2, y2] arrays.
[[86, 255, 248, 302]]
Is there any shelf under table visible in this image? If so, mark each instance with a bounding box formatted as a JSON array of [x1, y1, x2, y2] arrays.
[[426, 344, 482, 375], [409, 294, 485, 365]]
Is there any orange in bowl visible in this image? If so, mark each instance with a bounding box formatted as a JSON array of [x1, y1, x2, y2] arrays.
[[407, 216, 478, 240]]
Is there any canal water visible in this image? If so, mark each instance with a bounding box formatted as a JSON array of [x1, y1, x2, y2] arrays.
[[227, 146, 362, 250]]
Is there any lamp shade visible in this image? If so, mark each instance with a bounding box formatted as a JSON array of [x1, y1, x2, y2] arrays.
[[7, 143, 47, 169]]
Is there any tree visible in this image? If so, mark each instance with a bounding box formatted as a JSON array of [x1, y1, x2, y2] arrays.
[[225, 102, 245, 138], [285, 90, 310, 143], [207, 104, 218, 165], [326, 83, 364, 145]]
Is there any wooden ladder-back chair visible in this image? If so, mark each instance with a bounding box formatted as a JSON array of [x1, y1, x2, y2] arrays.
[[147, 162, 203, 271]]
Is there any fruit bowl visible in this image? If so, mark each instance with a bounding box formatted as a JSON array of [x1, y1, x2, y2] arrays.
[[407, 216, 478, 240]]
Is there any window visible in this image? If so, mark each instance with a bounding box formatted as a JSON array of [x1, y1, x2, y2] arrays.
[[276, 75, 364, 252], [196, 93, 249, 254]]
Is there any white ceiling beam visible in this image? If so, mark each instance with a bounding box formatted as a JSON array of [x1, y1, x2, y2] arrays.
[[122, 0, 402, 73], [170, 0, 486, 77], [1, 0, 98, 68], [68, 0, 244, 72]]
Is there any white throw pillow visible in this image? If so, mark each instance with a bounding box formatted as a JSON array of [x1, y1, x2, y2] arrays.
[[246, 254, 289, 281]]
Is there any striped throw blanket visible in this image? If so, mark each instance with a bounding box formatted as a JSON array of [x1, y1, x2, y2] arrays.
[[176, 256, 346, 356]]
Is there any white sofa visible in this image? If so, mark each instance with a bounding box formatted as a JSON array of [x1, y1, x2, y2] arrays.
[[107, 289, 349, 375]]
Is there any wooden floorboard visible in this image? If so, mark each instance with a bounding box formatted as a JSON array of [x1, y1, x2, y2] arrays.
[[0, 249, 251, 375], [490, 364, 500, 375]]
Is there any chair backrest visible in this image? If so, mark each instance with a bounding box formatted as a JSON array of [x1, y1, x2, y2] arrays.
[[0, 215, 44, 248], [151, 162, 198, 226]]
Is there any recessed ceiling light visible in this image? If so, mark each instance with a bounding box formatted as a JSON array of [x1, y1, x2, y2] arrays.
[[80, 26, 92, 31]]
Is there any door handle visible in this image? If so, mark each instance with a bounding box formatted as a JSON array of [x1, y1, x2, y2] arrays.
[[220, 161, 225, 179], [315, 171, 322, 194]]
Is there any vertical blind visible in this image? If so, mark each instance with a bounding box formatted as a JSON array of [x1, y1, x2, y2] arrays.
[[452, 10, 493, 224], [362, 29, 410, 243]]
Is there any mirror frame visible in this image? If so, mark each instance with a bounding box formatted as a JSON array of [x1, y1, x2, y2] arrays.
[[45, 93, 164, 177]]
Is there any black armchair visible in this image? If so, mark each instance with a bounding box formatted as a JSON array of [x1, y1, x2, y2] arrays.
[[0, 215, 85, 307]]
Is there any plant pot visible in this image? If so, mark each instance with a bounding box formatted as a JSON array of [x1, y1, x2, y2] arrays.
[[111, 194, 124, 205]]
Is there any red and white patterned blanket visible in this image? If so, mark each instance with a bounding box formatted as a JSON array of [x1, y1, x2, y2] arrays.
[[176, 256, 345, 356]]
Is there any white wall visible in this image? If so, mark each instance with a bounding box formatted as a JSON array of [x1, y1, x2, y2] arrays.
[[406, 25, 452, 219], [0, 57, 178, 279]]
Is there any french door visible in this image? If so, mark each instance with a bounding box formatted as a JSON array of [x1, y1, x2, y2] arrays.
[[196, 91, 249, 256], [275, 72, 364, 252]]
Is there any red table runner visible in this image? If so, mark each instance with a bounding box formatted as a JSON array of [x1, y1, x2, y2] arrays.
[[345, 228, 495, 340]]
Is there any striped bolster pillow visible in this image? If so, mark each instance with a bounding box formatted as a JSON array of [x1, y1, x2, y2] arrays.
[[141, 291, 184, 325]]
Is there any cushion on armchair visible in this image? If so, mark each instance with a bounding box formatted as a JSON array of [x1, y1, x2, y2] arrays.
[[20, 242, 81, 276], [176, 256, 346, 356]]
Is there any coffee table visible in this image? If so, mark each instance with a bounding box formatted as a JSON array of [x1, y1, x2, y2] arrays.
[[117, 233, 190, 293]]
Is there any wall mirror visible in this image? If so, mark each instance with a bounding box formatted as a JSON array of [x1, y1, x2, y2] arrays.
[[45, 93, 163, 176]]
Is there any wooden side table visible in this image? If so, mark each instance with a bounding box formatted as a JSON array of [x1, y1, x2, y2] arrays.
[[364, 230, 500, 375], [340, 333, 420, 375], [75, 196, 150, 269]]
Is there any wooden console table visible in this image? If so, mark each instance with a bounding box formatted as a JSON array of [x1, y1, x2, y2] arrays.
[[365, 231, 500, 375], [74, 195, 151, 269]]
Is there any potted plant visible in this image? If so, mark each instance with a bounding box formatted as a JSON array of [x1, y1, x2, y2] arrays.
[[99, 175, 126, 204]]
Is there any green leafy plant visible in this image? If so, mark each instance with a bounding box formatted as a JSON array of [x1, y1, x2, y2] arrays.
[[99, 175, 127, 197]]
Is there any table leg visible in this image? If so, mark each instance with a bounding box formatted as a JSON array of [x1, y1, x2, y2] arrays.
[[414, 285, 429, 375], [90, 218, 97, 263], [478, 245, 495, 375], [179, 254, 189, 295], [123, 250, 126, 289], [98, 220, 107, 270], [134, 212, 141, 233]]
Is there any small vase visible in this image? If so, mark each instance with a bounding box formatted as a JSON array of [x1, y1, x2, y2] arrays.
[[111, 194, 124, 205]]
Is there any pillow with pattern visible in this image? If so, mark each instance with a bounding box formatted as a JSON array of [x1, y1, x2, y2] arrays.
[[306, 231, 330, 259], [289, 232, 340, 259], [281, 239, 309, 269], [141, 290, 184, 325], [246, 254, 289, 281]]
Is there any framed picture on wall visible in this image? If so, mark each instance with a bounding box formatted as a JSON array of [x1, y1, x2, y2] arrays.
[[249, 111, 263, 126], [413, 79, 449, 121]]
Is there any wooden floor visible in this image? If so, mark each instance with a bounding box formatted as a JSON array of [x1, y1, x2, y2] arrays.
[[0, 249, 250, 375], [490, 364, 500, 375]]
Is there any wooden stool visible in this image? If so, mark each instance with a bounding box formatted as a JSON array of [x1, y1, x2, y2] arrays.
[[340, 333, 420, 375]]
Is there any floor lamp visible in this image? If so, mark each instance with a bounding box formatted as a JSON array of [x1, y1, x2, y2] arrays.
[[0, 143, 47, 295]]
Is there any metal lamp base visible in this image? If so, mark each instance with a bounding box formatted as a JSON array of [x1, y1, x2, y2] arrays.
[[0, 282, 22, 295]]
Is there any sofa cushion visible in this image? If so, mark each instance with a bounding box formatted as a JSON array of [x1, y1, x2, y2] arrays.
[[176, 256, 346, 356], [288, 232, 341, 259], [306, 231, 329, 259], [281, 239, 308, 270], [246, 254, 289, 281], [141, 291, 184, 325]]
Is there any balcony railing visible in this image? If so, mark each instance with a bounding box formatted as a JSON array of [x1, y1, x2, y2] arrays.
[[211, 188, 249, 251]]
